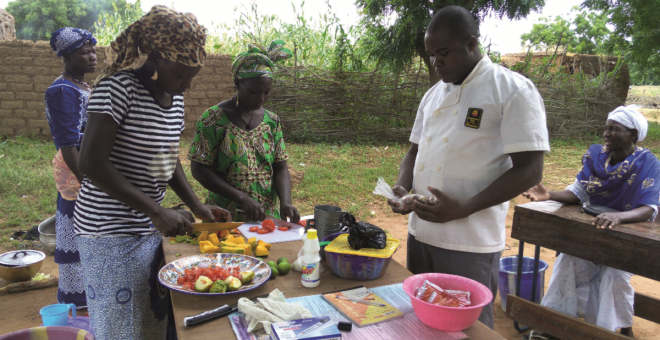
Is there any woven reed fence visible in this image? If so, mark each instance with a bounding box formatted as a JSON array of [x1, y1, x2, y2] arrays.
[[509, 54, 627, 140], [267, 56, 625, 143], [269, 65, 429, 143], [533, 74, 623, 140]]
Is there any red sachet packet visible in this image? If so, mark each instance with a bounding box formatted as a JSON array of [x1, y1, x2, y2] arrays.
[[415, 280, 471, 308]]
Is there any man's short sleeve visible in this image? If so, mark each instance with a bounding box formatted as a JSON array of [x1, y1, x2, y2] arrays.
[[410, 90, 432, 144], [501, 82, 550, 154]]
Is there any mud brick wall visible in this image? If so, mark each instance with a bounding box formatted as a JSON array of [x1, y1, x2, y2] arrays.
[[0, 39, 233, 140]]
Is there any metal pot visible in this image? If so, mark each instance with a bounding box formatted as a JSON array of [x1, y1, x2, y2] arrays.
[[38, 215, 56, 255], [0, 250, 45, 283]]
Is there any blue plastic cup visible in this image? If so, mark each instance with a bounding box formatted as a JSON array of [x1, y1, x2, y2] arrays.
[[39, 303, 76, 326]]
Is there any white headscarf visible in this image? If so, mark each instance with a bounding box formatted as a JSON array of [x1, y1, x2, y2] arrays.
[[607, 105, 648, 142]]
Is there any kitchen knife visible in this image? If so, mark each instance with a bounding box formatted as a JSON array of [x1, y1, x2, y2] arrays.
[[183, 292, 280, 327], [192, 222, 244, 232], [265, 215, 300, 228]]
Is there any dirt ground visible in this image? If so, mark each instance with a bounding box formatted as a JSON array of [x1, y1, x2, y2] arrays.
[[2, 197, 660, 339]]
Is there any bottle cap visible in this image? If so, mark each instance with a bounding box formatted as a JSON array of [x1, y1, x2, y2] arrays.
[[307, 229, 317, 239]]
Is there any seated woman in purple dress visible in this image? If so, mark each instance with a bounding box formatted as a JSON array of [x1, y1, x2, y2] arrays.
[[523, 106, 660, 338], [45, 27, 97, 308]]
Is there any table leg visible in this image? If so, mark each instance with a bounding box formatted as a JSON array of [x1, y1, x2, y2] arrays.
[[514, 240, 530, 333], [530, 245, 541, 303]]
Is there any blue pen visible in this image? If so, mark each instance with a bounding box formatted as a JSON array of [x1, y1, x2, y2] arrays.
[[297, 317, 331, 337]]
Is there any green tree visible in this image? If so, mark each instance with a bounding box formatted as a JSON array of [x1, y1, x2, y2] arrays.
[[519, 6, 658, 85], [582, 0, 660, 83], [94, 0, 145, 46], [357, 0, 546, 85], [5, 0, 129, 41], [520, 7, 610, 54]]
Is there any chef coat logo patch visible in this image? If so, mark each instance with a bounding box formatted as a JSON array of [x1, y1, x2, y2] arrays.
[[464, 108, 483, 129]]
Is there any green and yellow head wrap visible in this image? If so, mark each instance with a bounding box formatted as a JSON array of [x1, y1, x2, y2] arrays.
[[231, 40, 292, 80]]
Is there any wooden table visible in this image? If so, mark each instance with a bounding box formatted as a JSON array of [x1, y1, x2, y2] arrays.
[[506, 202, 660, 340], [163, 237, 505, 340]]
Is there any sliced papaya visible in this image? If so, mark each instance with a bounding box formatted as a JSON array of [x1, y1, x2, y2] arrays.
[[201, 244, 222, 254], [255, 244, 269, 257], [257, 240, 272, 250], [208, 233, 221, 247], [198, 231, 209, 242]]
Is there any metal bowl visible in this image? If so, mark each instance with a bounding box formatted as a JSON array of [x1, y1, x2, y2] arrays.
[[0, 250, 45, 282], [38, 216, 56, 255]]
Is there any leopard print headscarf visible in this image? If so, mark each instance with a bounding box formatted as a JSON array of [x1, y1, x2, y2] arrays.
[[96, 5, 207, 84]]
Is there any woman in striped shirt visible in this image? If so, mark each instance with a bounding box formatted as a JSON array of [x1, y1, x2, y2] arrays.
[[74, 6, 228, 339]]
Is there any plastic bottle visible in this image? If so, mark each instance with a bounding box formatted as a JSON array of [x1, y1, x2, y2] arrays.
[[301, 228, 321, 287]]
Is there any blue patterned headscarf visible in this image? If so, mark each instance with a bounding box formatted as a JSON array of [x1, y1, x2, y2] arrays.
[[49, 27, 97, 57]]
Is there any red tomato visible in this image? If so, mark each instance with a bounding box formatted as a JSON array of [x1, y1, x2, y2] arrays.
[[262, 220, 276, 232], [257, 228, 269, 234], [249, 226, 259, 232], [297, 219, 307, 227], [278, 226, 289, 231]]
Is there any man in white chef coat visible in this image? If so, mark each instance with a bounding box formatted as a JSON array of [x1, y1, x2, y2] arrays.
[[388, 6, 550, 328]]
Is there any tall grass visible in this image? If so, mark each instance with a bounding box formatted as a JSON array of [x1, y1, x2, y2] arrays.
[[206, 2, 374, 72]]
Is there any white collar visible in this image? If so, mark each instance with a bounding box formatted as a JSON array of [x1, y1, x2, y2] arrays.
[[438, 56, 492, 88]]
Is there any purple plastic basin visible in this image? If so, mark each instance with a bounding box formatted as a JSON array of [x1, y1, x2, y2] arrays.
[[323, 232, 395, 281], [320, 231, 347, 260], [0, 326, 95, 340]]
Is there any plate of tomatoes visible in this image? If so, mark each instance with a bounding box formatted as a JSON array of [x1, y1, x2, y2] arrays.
[[158, 253, 271, 295]]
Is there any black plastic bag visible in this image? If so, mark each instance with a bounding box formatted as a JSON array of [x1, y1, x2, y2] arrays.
[[345, 212, 387, 250]]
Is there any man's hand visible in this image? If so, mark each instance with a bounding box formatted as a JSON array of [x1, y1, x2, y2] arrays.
[[522, 183, 551, 202], [412, 186, 471, 223], [388, 184, 413, 215]]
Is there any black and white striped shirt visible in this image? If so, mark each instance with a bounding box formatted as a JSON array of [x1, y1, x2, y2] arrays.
[[74, 70, 185, 237]]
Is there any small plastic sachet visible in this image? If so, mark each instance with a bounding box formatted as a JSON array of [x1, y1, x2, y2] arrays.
[[373, 177, 438, 209], [415, 280, 471, 308]]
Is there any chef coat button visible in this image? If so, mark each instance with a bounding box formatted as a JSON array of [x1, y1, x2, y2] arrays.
[[433, 110, 440, 116], [436, 165, 441, 171], [443, 137, 448, 143], [452, 109, 458, 115], [427, 137, 432, 142], [419, 164, 424, 171]]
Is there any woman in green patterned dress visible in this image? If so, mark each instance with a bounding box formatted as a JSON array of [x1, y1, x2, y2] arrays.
[[189, 40, 300, 223]]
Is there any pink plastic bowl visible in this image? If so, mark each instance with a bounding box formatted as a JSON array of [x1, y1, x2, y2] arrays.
[[402, 273, 493, 332]]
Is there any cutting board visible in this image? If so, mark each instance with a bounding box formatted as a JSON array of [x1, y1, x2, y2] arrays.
[[237, 215, 313, 244]]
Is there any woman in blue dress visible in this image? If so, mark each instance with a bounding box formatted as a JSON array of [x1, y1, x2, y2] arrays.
[[45, 27, 97, 308], [523, 106, 660, 338]]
